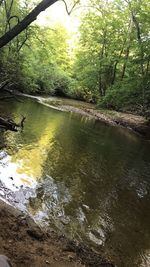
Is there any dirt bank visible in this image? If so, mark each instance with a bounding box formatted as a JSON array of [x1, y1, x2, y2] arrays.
[[84, 109, 150, 139], [0, 200, 115, 267], [17, 94, 150, 139], [44, 102, 150, 139]]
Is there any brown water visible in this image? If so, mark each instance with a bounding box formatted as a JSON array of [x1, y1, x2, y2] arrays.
[[0, 97, 150, 267]]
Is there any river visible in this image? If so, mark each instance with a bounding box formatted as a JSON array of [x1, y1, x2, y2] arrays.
[[0, 97, 150, 267]]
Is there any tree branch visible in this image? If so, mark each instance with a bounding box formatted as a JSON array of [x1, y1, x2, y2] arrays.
[[0, 0, 58, 48], [9, 15, 20, 24], [61, 0, 80, 15], [18, 28, 28, 52]]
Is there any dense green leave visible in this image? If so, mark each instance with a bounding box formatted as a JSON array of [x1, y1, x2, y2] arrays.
[[0, 0, 150, 114]]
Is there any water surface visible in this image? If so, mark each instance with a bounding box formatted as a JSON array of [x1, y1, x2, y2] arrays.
[[0, 97, 150, 267]]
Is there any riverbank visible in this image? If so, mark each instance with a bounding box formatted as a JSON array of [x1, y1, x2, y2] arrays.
[[41, 97, 150, 139], [84, 108, 150, 139], [15, 93, 150, 139], [0, 199, 115, 267], [17, 94, 150, 139]]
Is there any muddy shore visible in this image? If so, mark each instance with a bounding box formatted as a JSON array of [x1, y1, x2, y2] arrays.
[[0, 199, 115, 267]]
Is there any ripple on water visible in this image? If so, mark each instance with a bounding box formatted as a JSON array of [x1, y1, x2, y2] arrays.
[[0, 97, 150, 267]]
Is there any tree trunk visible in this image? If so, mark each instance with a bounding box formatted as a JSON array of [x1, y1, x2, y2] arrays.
[[98, 29, 107, 96], [121, 45, 130, 80], [132, 12, 144, 76], [120, 18, 133, 80], [4, 0, 14, 33], [0, 0, 58, 49], [131, 12, 145, 112], [146, 58, 150, 75]]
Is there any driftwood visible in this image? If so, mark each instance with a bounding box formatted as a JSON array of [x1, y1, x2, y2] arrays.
[[0, 80, 26, 131], [0, 116, 26, 132], [0, 117, 18, 131]]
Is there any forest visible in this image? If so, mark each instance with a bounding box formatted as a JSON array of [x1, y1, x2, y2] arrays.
[[0, 0, 150, 115]]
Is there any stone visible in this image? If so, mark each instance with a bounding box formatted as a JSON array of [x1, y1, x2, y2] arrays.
[[0, 255, 12, 267]]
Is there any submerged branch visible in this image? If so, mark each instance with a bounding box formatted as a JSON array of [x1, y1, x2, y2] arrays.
[[0, 117, 18, 132], [20, 115, 26, 128], [0, 80, 25, 132], [0, 115, 26, 132]]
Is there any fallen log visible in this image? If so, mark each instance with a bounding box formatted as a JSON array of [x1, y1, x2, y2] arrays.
[[0, 81, 25, 132], [0, 116, 26, 132], [0, 117, 18, 132]]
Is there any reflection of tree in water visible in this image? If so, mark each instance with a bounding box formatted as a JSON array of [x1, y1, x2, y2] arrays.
[[39, 116, 150, 267], [1, 98, 150, 267], [104, 146, 150, 267], [0, 98, 64, 180]]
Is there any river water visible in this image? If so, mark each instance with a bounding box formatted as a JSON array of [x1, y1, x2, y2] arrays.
[[0, 97, 150, 267]]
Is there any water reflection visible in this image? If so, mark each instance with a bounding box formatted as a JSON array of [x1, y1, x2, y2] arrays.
[[0, 98, 150, 267]]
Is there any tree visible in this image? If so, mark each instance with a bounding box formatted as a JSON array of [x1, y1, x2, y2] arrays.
[[73, 0, 150, 112], [73, 0, 129, 101], [0, 0, 58, 48], [19, 24, 72, 95], [0, 0, 80, 48]]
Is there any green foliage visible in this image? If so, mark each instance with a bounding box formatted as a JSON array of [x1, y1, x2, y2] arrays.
[[98, 77, 150, 113], [98, 80, 141, 111], [68, 80, 99, 102], [0, 0, 150, 115], [73, 0, 150, 112], [0, 1, 72, 96], [0, 0, 73, 96]]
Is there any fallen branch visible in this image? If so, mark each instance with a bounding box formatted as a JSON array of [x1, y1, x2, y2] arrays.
[[0, 117, 18, 132], [0, 116, 26, 132], [20, 115, 26, 128], [0, 80, 25, 131], [0, 80, 10, 90]]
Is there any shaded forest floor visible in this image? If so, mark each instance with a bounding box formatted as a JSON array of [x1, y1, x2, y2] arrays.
[[0, 200, 115, 267]]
